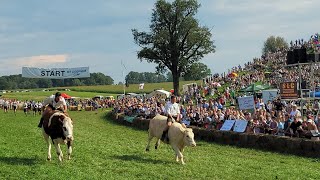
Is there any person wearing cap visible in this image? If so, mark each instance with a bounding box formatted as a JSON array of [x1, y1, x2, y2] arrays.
[[289, 104, 301, 119], [37, 92, 67, 128], [303, 119, 319, 139]]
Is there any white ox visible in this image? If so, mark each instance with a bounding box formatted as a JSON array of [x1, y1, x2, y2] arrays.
[[146, 114, 196, 164], [42, 111, 74, 162]]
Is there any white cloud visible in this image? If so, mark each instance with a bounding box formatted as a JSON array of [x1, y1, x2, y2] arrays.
[[0, 54, 69, 75], [13, 54, 68, 67]]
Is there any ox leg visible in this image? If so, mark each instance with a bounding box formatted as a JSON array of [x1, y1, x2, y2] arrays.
[[42, 129, 51, 161], [155, 138, 160, 150], [172, 145, 185, 165], [53, 140, 63, 162], [67, 141, 72, 160], [146, 134, 153, 151]]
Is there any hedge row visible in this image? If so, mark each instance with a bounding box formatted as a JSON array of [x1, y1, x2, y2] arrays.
[[110, 113, 320, 158]]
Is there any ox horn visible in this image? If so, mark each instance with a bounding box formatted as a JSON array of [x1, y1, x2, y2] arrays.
[[48, 112, 66, 127]]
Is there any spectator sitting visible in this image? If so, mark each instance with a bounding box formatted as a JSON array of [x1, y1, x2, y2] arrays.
[[303, 119, 319, 139], [289, 116, 303, 137]]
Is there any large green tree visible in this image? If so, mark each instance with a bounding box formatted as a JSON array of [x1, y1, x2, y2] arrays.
[[183, 62, 211, 81], [132, 0, 215, 95], [262, 36, 288, 55], [125, 71, 167, 84]]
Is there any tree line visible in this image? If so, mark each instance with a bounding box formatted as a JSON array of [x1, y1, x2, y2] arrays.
[[125, 62, 211, 85], [0, 72, 114, 90]]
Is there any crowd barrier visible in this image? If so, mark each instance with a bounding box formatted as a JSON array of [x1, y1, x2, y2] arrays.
[[110, 112, 320, 158], [69, 105, 82, 111]]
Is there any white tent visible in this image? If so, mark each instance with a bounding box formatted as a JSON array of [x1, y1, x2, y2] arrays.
[[147, 90, 171, 99]]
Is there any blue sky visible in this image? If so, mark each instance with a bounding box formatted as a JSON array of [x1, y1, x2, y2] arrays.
[[0, 0, 319, 83]]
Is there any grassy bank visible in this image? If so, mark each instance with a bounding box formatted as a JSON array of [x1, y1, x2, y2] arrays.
[[0, 110, 319, 179]]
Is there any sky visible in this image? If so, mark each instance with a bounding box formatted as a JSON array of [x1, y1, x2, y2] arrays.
[[0, 0, 319, 83]]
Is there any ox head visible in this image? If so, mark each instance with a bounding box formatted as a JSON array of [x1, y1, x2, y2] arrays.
[[183, 128, 196, 147], [62, 116, 74, 141], [48, 112, 74, 141]]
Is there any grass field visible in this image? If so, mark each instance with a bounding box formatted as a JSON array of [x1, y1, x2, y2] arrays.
[[0, 80, 203, 101], [67, 80, 202, 94], [0, 110, 320, 179]]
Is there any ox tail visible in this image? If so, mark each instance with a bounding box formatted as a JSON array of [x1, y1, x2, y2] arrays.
[[48, 112, 66, 127]]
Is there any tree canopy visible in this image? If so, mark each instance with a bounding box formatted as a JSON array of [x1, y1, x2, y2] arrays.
[[0, 73, 114, 90], [183, 62, 211, 81], [132, 0, 215, 95], [262, 36, 288, 55], [125, 71, 167, 84]]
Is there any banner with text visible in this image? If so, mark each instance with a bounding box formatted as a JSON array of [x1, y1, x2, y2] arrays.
[[22, 67, 90, 79], [220, 120, 236, 131], [233, 120, 248, 133], [237, 96, 255, 110], [262, 89, 278, 103], [280, 82, 298, 99]]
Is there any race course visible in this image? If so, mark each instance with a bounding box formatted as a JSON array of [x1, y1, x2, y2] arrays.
[[0, 110, 319, 179]]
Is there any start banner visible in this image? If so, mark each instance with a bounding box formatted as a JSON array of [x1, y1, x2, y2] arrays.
[[22, 67, 90, 79]]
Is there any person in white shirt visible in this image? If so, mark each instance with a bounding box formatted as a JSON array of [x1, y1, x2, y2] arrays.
[[37, 92, 67, 128], [23, 101, 28, 115], [3, 99, 9, 113], [161, 95, 181, 143], [37, 102, 43, 115], [12, 100, 18, 115], [290, 104, 301, 119]]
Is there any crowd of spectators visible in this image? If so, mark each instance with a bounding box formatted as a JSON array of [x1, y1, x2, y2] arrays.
[[1, 33, 320, 140], [112, 33, 320, 140], [0, 97, 115, 115]]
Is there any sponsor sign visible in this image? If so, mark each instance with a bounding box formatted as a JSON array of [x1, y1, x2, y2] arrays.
[[220, 120, 236, 131], [237, 96, 255, 110], [233, 120, 248, 133], [22, 67, 90, 79], [280, 82, 298, 99], [262, 89, 278, 103]]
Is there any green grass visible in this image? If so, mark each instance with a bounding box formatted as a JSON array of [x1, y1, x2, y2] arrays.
[[66, 80, 202, 94], [0, 110, 320, 179]]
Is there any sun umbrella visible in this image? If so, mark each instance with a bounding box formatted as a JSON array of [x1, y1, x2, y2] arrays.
[[239, 84, 270, 92], [61, 93, 72, 99]]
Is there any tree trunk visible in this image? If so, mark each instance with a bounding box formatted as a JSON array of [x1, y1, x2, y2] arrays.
[[172, 70, 180, 96]]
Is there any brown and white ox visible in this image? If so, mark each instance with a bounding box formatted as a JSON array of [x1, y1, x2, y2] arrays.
[[42, 111, 74, 162], [146, 114, 196, 164]]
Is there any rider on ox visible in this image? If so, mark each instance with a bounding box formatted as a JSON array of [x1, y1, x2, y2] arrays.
[[161, 95, 185, 143], [39, 92, 73, 161], [38, 92, 67, 128], [42, 109, 74, 161]]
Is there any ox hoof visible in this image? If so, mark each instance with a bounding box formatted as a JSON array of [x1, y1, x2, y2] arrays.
[[145, 148, 150, 151], [47, 157, 51, 161], [155, 146, 158, 150]]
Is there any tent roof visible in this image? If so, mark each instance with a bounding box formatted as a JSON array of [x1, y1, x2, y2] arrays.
[[148, 89, 171, 98], [61, 93, 71, 99]]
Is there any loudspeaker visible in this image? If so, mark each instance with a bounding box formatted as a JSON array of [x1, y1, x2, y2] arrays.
[[287, 51, 294, 64], [301, 81, 307, 89], [293, 49, 300, 64], [298, 48, 307, 63], [307, 53, 315, 62]]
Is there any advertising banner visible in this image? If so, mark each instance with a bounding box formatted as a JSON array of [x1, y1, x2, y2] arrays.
[[280, 82, 298, 99], [22, 67, 90, 79], [237, 96, 255, 110]]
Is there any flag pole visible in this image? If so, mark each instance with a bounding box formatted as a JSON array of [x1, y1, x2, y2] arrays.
[[121, 60, 127, 95]]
